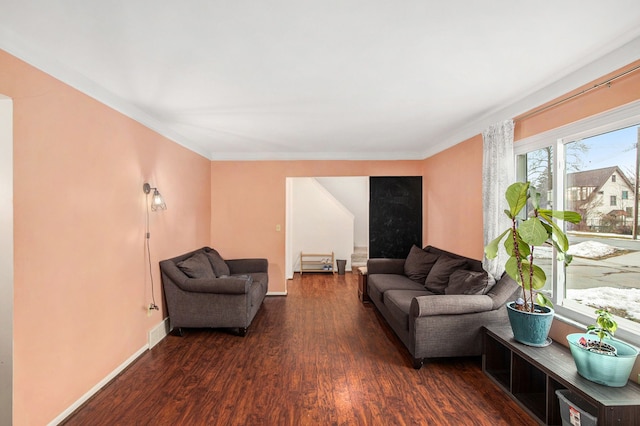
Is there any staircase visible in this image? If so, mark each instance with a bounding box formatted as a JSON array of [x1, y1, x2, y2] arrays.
[[350, 246, 368, 271]]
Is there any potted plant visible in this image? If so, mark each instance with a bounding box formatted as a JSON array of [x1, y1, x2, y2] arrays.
[[567, 308, 639, 387], [485, 181, 582, 346]]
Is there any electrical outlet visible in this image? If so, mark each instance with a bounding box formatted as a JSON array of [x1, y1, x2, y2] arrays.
[[147, 303, 158, 317]]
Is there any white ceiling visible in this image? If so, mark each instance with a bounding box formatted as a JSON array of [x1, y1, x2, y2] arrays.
[[1, 1, 640, 160]]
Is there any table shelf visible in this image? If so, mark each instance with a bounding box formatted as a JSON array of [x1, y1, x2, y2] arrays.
[[483, 325, 640, 425]]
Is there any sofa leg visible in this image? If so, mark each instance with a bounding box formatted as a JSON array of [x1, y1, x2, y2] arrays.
[[171, 327, 184, 337], [412, 357, 424, 369], [237, 327, 248, 337]]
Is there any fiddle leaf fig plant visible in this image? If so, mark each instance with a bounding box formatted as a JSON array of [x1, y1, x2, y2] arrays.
[[485, 181, 582, 313]]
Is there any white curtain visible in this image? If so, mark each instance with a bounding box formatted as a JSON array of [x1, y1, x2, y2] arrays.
[[482, 119, 515, 283]]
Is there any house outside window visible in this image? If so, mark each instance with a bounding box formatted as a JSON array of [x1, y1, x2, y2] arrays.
[[513, 100, 640, 346]]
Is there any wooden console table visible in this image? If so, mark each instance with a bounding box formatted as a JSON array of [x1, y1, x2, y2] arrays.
[[483, 325, 640, 425]]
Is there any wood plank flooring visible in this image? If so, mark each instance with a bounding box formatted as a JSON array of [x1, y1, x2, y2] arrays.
[[62, 272, 537, 425]]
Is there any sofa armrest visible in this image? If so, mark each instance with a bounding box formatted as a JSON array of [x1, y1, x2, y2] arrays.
[[226, 258, 268, 274], [366, 258, 405, 275], [410, 295, 494, 317], [179, 276, 251, 294]]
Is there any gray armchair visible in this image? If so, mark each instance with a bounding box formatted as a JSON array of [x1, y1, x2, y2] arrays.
[[159, 247, 268, 336]]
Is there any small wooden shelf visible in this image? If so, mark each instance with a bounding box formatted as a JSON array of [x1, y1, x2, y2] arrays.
[[300, 252, 335, 274], [483, 325, 640, 425]]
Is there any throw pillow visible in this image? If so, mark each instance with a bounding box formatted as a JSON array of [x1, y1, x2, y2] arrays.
[[403, 245, 440, 284], [445, 270, 489, 295], [205, 248, 231, 277], [177, 252, 216, 279], [424, 255, 468, 294]]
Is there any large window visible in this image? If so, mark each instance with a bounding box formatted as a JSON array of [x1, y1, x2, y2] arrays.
[[514, 101, 640, 345]]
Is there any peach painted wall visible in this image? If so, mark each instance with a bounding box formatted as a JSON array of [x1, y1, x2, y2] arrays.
[[1, 49, 211, 425], [422, 135, 484, 259], [515, 60, 640, 140], [210, 161, 424, 293]]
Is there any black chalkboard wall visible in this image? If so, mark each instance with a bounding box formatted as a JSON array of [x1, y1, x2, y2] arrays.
[[369, 176, 422, 259]]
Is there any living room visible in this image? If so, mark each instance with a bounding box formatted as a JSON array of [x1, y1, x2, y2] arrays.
[[2, 4, 640, 425]]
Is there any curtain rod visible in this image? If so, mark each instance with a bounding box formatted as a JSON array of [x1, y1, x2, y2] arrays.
[[516, 63, 640, 122]]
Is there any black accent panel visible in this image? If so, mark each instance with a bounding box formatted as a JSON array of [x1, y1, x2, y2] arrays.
[[369, 176, 422, 259]]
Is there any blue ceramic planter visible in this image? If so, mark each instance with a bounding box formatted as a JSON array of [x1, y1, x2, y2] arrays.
[[567, 333, 639, 387], [507, 302, 554, 347]]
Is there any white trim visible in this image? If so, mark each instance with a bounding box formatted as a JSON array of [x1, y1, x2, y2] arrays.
[[267, 291, 287, 296], [47, 345, 148, 426], [515, 99, 640, 153]]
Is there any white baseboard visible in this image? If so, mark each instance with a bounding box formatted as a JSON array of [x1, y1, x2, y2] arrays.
[[48, 344, 147, 426], [267, 291, 287, 296], [49, 317, 170, 425]]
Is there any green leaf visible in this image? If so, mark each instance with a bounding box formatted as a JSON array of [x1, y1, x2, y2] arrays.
[[549, 220, 569, 252], [518, 217, 549, 246], [504, 231, 530, 258], [505, 258, 546, 290], [518, 262, 547, 290], [484, 229, 510, 259], [535, 292, 553, 308], [539, 209, 582, 224], [505, 182, 529, 217], [504, 256, 521, 284]]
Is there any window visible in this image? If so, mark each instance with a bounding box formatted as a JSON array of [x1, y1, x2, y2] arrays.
[[514, 100, 640, 345]]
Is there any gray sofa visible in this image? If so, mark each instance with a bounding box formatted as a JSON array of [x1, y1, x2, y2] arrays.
[[367, 245, 519, 368], [159, 247, 268, 336]]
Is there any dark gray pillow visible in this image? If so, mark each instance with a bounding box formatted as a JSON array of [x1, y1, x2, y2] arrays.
[[205, 248, 230, 277], [424, 255, 468, 294], [403, 245, 440, 284], [445, 270, 489, 295], [177, 252, 215, 279]]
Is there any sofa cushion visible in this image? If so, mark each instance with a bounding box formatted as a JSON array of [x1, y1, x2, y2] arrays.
[[445, 270, 489, 295], [205, 248, 231, 277], [424, 255, 468, 294], [369, 273, 425, 294], [403, 245, 440, 284], [368, 274, 425, 304], [176, 252, 216, 279]]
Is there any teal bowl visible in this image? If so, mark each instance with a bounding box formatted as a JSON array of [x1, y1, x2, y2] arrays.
[[567, 333, 638, 387]]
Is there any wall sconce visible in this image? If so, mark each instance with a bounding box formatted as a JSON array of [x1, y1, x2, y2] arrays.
[[143, 182, 166, 314], [143, 183, 167, 211]]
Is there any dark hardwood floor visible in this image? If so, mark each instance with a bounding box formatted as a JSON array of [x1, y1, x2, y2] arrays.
[[62, 272, 536, 426]]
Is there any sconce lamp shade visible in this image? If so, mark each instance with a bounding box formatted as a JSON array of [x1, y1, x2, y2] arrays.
[[143, 183, 167, 211]]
